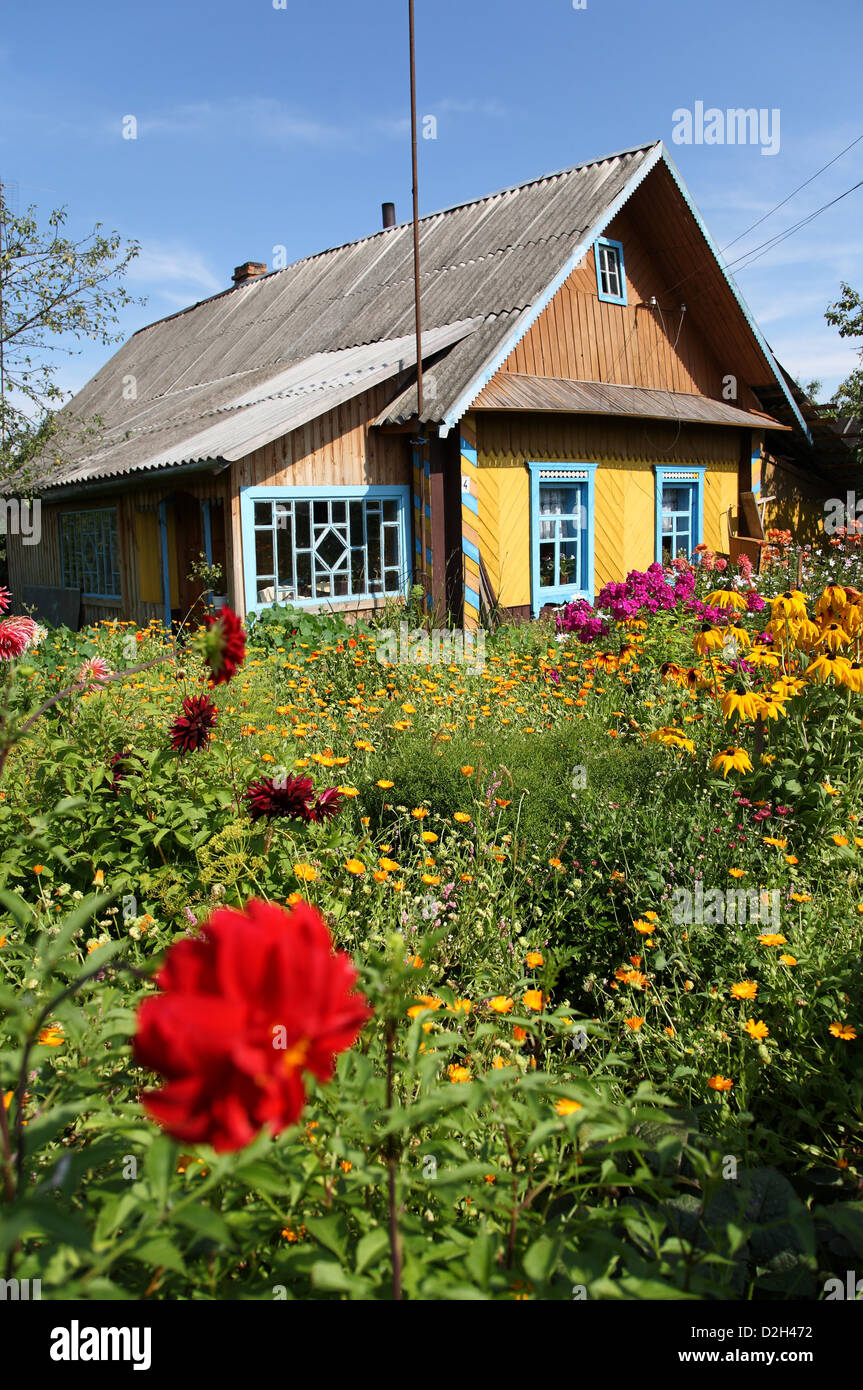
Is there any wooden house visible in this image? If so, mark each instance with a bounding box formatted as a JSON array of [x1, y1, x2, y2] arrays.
[[7, 140, 821, 631]]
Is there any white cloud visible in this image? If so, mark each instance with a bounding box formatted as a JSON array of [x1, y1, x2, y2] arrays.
[[124, 241, 223, 304]]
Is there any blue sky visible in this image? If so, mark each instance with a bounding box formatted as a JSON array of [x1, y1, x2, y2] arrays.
[[1, 0, 861, 400]]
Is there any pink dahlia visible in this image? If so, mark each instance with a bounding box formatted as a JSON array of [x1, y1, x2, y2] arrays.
[[0, 616, 37, 662], [74, 656, 112, 688]]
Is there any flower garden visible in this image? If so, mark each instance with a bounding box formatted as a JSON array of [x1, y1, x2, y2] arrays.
[[1, 530, 862, 1302]]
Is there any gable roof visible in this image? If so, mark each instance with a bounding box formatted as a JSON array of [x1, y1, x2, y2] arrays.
[[35, 140, 805, 491]]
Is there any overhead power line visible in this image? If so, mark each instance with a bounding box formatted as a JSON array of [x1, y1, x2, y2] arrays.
[[721, 131, 863, 254]]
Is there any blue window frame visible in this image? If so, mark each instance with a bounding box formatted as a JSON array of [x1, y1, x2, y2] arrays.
[[59, 507, 122, 600], [240, 485, 411, 614], [528, 462, 597, 617], [594, 236, 627, 306], [654, 468, 705, 563]]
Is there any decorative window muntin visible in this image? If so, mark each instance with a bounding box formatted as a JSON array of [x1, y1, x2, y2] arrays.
[[59, 507, 122, 599]]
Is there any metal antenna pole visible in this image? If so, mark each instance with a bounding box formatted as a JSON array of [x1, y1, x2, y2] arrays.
[[409, 0, 423, 421]]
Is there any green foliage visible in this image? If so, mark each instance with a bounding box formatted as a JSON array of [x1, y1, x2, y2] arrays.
[[0, 585, 861, 1301], [0, 193, 142, 485]]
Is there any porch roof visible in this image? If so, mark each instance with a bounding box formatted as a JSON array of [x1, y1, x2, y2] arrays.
[[469, 374, 790, 431]]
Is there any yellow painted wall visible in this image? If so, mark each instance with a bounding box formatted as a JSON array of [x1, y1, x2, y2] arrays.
[[474, 413, 740, 608], [476, 455, 738, 609]]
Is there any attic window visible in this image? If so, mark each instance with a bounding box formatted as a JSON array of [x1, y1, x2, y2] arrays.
[[594, 237, 627, 306]]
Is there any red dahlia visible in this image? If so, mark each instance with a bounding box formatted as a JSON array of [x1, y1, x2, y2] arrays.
[[134, 898, 371, 1152], [0, 586, 11, 614], [200, 606, 246, 685], [245, 773, 315, 821], [170, 694, 219, 754], [310, 787, 346, 822]]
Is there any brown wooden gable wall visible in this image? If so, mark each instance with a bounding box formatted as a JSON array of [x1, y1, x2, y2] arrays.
[[493, 197, 762, 414]]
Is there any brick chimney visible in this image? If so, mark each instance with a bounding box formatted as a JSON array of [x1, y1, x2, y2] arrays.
[[232, 261, 267, 286]]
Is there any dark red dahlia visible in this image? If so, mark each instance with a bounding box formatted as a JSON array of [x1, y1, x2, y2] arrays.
[[170, 694, 219, 755], [309, 787, 346, 822], [107, 749, 141, 793], [200, 606, 246, 685], [245, 774, 316, 822]]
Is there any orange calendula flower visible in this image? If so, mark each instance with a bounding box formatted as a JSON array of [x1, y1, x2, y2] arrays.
[[624, 1016, 644, 1031], [447, 1064, 471, 1084], [460, 766, 474, 776], [512, 1025, 527, 1042], [523, 990, 543, 1012], [744, 1018, 769, 1040], [293, 863, 318, 882], [779, 954, 797, 966], [729, 867, 745, 879], [758, 933, 787, 946], [829, 1022, 857, 1041], [447, 998, 472, 1015], [708, 1075, 734, 1092], [345, 858, 366, 875], [730, 981, 757, 1000], [407, 995, 442, 1018], [555, 1098, 583, 1116], [38, 1025, 64, 1047], [453, 812, 471, 824], [489, 996, 515, 1014], [525, 952, 544, 968]]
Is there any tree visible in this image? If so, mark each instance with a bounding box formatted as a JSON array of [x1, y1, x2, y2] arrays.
[[0, 185, 141, 488], [824, 283, 863, 433]]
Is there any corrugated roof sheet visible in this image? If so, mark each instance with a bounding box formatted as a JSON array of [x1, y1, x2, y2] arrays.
[[470, 374, 790, 430], [35, 142, 662, 489], [46, 321, 480, 487]]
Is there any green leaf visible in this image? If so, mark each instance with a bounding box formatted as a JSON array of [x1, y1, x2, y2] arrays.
[[523, 1234, 563, 1286], [355, 1228, 389, 1276], [144, 1135, 177, 1208], [131, 1237, 186, 1275], [0, 888, 37, 929], [174, 1204, 234, 1246], [310, 1260, 368, 1297], [305, 1214, 349, 1261]]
